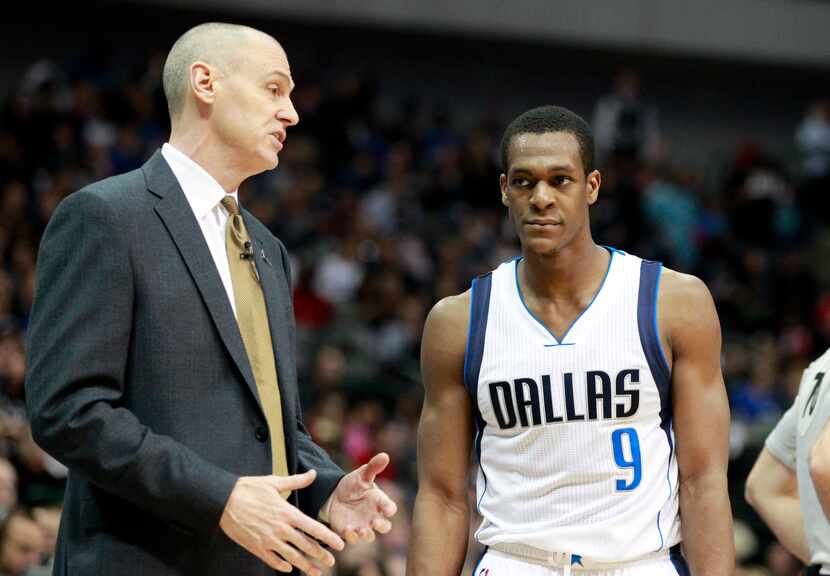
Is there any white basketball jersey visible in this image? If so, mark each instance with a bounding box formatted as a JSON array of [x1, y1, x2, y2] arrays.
[[464, 249, 681, 563]]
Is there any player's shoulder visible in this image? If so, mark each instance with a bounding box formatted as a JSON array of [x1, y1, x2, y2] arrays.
[[655, 266, 720, 346], [657, 266, 713, 309], [426, 289, 471, 334]]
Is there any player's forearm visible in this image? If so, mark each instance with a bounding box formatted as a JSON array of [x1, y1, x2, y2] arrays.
[[406, 491, 469, 576], [679, 470, 735, 575], [748, 491, 810, 563]]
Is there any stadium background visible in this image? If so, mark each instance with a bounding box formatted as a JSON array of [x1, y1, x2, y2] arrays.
[[1, 0, 829, 573]]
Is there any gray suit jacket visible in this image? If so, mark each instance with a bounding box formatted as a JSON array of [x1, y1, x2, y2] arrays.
[[25, 151, 344, 575]]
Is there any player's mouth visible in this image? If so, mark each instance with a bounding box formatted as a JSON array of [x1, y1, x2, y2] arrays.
[[525, 219, 562, 229]]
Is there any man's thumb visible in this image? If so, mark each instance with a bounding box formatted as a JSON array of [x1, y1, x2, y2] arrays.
[[274, 469, 316, 492]]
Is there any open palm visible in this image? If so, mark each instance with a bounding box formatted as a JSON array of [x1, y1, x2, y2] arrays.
[[328, 453, 398, 543]]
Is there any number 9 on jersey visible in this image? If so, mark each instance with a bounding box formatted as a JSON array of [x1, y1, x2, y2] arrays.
[[612, 428, 642, 491]]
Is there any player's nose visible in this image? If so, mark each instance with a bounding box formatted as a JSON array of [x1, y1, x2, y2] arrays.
[[529, 182, 556, 209]]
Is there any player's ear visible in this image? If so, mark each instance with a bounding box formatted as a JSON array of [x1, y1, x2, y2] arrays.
[[500, 173, 509, 207], [586, 169, 601, 206]]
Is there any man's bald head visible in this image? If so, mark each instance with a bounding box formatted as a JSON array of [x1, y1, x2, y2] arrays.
[[162, 22, 271, 121]]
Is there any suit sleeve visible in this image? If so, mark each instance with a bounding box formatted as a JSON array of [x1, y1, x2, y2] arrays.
[[25, 188, 237, 535], [275, 239, 344, 516]]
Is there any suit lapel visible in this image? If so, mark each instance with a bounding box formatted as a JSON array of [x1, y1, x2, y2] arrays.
[[245, 219, 299, 473], [143, 152, 262, 411]]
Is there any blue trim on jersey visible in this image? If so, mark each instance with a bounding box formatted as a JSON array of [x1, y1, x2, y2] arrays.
[[603, 244, 626, 256], [471, 546, 489, 575], [652, 267, 671, 372], [638, 259, 675, 551], [670, 543, 690, 576], [464, 273, 493, 396], [463, 272, 493, 545], [637, 260, 671, 386], [462, 281, 476, 392], [513, 247, 615, 345], [472, 398, 489, 544]]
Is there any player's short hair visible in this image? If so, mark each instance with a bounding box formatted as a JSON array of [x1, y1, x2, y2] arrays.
[[500, 105, 595, 175], [162, 22, 254, 120]]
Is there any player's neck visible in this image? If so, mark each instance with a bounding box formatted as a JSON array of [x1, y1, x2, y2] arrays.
[[521, 241, 610, 303]]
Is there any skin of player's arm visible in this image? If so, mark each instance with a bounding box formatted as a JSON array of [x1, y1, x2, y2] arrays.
[[407, 293, 474, 576], [660, 270, 735, 575], [810, 418, 830, 522], [746, 448, 810, 563]]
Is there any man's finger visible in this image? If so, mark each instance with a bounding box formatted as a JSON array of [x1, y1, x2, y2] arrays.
[[358, 526, 375, 542], [290, 509, 345, 551], [358, 452, 390, 483], [371, 517, 392, 534], [377, 492, 397, 517], [273, 469, 316, 492], [255, 546, 292, 573], [282, 525, 336, 567], [272, 541, 320, 576], [342, 526, 359, 544]]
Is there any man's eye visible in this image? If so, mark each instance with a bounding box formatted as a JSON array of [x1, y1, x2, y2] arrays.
[[511, 178, 530, 187], [553, 176, 570, 185], [269, 85, 280, 96]]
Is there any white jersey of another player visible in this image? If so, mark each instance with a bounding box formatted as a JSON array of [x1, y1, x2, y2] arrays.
[[766, 348, 830, 573], [464, 248, 684, 567]]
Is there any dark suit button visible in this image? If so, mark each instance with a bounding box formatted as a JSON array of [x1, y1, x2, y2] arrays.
[[255, 426, 268, 442]]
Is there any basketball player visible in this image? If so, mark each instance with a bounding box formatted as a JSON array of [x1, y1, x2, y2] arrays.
[[407, 106, 734, 575], [746, 348, 830, 575]]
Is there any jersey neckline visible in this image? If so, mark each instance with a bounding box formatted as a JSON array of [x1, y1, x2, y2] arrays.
[[513, 246, 616, 345]]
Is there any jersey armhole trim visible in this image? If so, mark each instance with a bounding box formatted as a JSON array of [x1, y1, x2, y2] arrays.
[[464, 272, 493, 396], [638, 260, 671, 387]]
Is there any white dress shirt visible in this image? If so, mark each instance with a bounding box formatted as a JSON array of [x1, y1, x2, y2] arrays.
[[161, 143, 239, 317]]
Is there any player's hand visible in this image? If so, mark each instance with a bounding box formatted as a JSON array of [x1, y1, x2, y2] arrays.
[[220, 470, 345, 575], [324, 453, 398, 544]]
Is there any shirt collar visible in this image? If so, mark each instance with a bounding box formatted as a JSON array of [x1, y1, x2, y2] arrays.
[[161, 143, 239, 220]]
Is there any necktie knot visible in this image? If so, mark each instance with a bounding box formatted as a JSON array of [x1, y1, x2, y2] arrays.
[[221, 195, 240, 216]]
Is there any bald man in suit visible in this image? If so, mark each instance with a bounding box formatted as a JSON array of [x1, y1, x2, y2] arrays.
[[25, 23, 395, 576]]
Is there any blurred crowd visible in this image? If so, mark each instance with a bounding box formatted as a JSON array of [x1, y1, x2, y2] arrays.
[[0, 39, 829, 576]]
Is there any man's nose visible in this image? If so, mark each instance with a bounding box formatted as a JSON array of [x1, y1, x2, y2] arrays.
[[279, 97, 299, 127], [530, 182, 556, 209]]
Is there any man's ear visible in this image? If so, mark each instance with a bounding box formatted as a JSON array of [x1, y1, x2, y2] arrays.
[[500, 173, 509, 207], [190, 61, 217, 106], [586, 169, 601, 206]]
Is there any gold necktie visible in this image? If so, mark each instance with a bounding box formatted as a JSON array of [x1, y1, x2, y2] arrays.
[[221, 196, 289, 492]]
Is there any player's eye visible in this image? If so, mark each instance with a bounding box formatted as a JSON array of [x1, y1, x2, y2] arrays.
[[268, 85, 281, 97], [511, 177, 531, 188], [552, 175, 571, 186]]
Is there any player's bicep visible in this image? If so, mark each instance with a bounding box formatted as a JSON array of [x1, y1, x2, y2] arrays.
[[416, 296, 473, 503], [746, 448, 797, 506], [666, 275, 730, 479]]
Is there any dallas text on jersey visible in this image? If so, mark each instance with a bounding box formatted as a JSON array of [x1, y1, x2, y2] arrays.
[[488, 369, 641, 429]]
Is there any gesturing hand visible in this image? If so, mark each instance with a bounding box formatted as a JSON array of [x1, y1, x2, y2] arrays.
[[325, 453, 398, 543], [220, 470, 345, 575]]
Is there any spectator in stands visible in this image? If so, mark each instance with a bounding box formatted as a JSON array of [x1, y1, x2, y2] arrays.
[[0, 461, 16, 524], [592, 67, 660, 167], [0, 509, 43, 576]]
